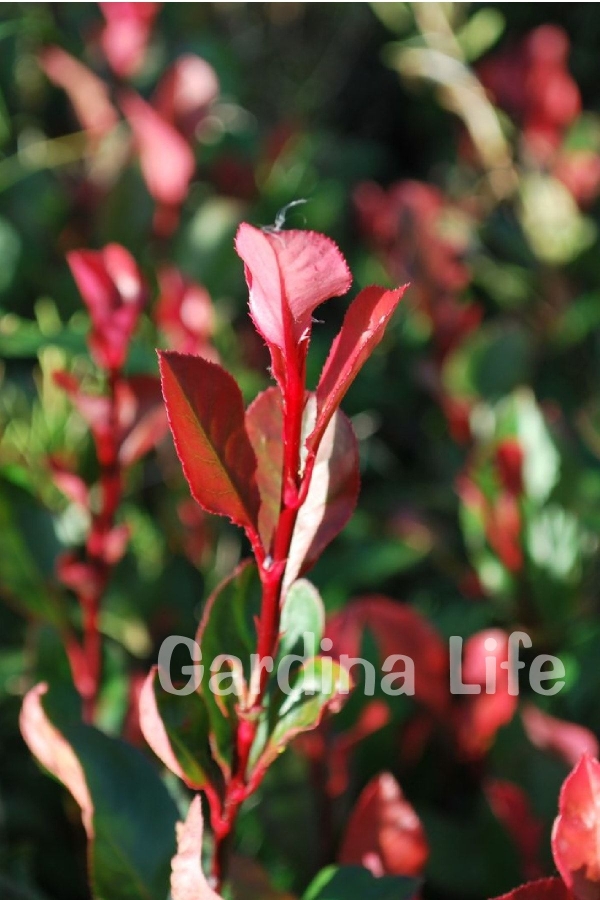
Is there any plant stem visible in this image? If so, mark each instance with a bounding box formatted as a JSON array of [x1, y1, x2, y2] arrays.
[[210, 350, 308, 889], [78, 368, 123, 722]]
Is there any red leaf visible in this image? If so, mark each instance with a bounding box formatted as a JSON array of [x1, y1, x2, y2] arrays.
[[326, 596, 449, 716], [102, 524, 130, 565], [310, 284, 407, 451], [99, 2, 160, 79], [453, 629, 518, 761], [245, 387, 284, 549], [154, 54, 219, 139], [158, 351, 260, 533], [117, 375, 169, 465], [284, 395, 359, 590], [157, 265, 216, 357], [39, 47, 118, 140], [20, 683, 94, 837], [522, 705, 599, 768], [120, 91, 195, 206], [67, 244, 145, 371], [496, 439, 525, 497], [490, 877, 571, 900], [338, 772, 429, 878], [171, 795, 222, 900], [552, 754, 600, 900], [234, 223, 351, 352]]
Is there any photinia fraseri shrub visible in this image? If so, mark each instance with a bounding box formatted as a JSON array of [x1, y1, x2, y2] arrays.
[[21, 222, 408, 898], [141, 223, 407, 889]]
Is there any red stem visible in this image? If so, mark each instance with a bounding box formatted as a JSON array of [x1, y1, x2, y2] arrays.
[[209, 349, 309, 889], [76, 368, 123, 722]]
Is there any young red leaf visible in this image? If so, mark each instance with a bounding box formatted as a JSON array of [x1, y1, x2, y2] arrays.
[[490, 877, 572, 900], [522, 704, 599, 768], [157, 266, 216, 357], [67, 244, 146, 370], [120, 91, 195, 207], [154, 54, 219, 140], [309, 284, 407, 451], [453, 629, 519, 761], [552, 753, 600, 900], [39, 47, 118, 141], [171, 796, 222, 900], [234, 223, 351, 352], [99, 2, 160, 79], [158, 350, 260, 533], [338, 772, 429, 878]]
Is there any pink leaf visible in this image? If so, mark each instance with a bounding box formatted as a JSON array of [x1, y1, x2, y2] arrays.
[[99, 2, 160, 79], [156, 266, 216, 357], [284, 395, 359, 590], [552, 753, 600, 900], [49, 457, 89, 507], [158, 351, 260, 533], [117, 375, 169, 465], [338, 772, 429, 878], [20, 683, 94, 837], [154, 54, 219, 139], [101, 524, 130, 565], [522, 705, 599, 769], [138, 666, 191, 787], [171, 795, 222, 900], [490, 877, 571, 900], [310, 284, 407, 451], [120, 91, 195, 207], [234, 223, 351, 352], [39, 47, 118, 140]]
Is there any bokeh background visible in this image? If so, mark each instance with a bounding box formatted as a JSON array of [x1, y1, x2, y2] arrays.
[[3, 3, 600, 899]]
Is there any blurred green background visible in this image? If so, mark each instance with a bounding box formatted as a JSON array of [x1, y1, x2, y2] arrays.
[[3, 3, 600, 899]]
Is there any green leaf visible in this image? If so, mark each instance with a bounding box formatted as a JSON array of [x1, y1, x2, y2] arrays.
[[303, 866, 419, 900], [443, 323, 532, 402], [496, 389, 560, 504], [0, 481, 63, 625], [21, 683, 178, 900], [277, 578, 325, 663], [252, 657, 350, 773], [196, 560, 262, 772]]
